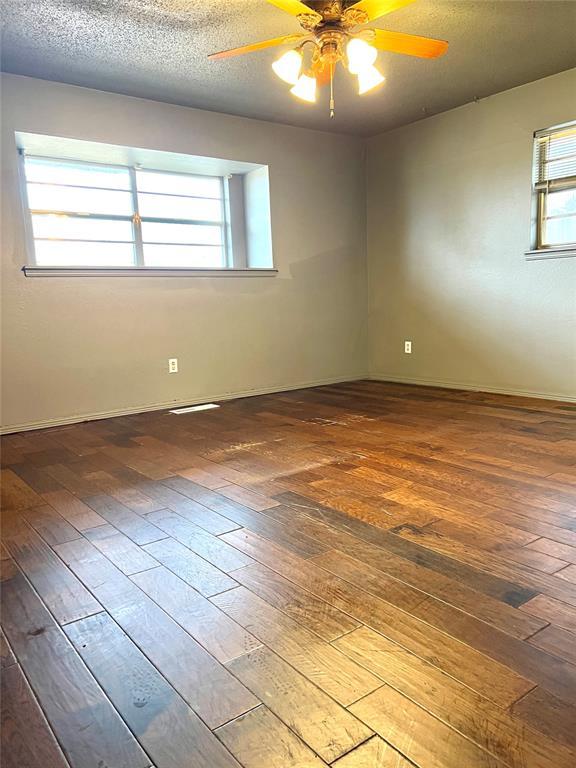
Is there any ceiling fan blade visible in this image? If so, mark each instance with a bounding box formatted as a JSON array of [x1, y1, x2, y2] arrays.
[[344, 0, 417, 23], [372, 29, 448, 58], [208, 34, 305, 60], [266, 0, 319, 18]]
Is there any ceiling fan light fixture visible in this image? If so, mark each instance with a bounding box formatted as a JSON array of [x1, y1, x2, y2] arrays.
[[346, 37, 377, 75], [272, 49, 302, 84], [357, 64, 385, 94], [290, 73, 317, 103]]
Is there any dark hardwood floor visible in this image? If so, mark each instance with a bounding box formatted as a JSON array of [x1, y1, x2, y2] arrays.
[[1, 380, 576, 768]]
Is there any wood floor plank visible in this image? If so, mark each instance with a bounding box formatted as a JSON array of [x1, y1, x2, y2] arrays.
[[138, 480, 241, 535], [216, 484, 281, 511], [232, 562, 360, 641], [9, 463, 63, 494], [527, 624, 576, 665], [0, 559, 149, 768], [331, 738, 416, 768], [489, 511, 576, 549], [221, 530, 534, 707], [145, 508, 254, 571], [177, 465, 230, 490], [83, 522, 159, 575], [504, 546, 570, 574], [40, 489, 105, 531], [526, 538, 576, 564], [162, 478, 329, 558], [215, 705, 329, 768], [66, 612, 242, 768], [227, 645, 372, 762], [1, 663, 70, 768], [519, 594, 576, 633], [555, 564, 576, 583], [411, 596, 576, 706], [334, 626, 575, 768], [55, 537, 259, 728], [212, 586, 383, 706], [21, 505, 82, 546], [349, 685, 509, 768], [424, 515, 538, 550], [3, 517, 101, 625], [511, 686, 576, 749], [0, 628, 16, 668], [1, 468, 44, 511], [132, 565, 261, 663], [142, 536, 237, 596], [83, 471, 166, 514], [311, 546, 546, 640], [392, 523, 576, 608], [276, 491, 537, 606], [83, 493, 168, 545]]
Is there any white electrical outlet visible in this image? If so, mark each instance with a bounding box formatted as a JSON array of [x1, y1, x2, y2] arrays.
[[404, 341, 412, 354], [168, 358, 178, 373]]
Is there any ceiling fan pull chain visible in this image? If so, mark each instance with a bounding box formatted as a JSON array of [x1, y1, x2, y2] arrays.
[[329, 61, 335, 118]]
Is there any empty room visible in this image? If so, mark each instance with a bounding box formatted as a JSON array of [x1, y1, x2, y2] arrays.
[[1, 1, 575, 766]]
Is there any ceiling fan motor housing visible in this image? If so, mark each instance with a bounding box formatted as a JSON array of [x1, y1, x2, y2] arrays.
[[318, 31, 346, 64]]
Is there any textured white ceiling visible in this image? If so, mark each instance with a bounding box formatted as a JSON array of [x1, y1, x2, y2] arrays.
[[1, 0, 575, 136]]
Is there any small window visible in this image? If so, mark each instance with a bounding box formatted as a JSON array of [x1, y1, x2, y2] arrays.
[[531, 121, 576, 255], [20, 154, 273, 272]]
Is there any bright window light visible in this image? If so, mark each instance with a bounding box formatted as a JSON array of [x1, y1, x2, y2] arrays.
[[22, 156, 228, 269]]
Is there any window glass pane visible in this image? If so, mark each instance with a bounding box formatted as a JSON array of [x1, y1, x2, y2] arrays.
[[138, 193, 221, 222], [27, 183, 134, 216], [34, 241, 136, 267], [32, 214, 134, 242], [141, 221, 222, 245], [25, 158, 130, 190], [543, 214, 576, 246], [136, 170, 221, 198], [143, 244, 224, 268], [547, 189, 576, 217]]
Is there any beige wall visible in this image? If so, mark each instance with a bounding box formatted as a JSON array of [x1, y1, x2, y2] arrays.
[[367, 68, 576, 401], [0, 74, 368, 431]]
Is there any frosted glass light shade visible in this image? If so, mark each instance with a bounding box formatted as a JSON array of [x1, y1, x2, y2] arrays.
[[357, 64, 385, 94], [272, 50, 302, 85], [290, 74, 317, 103], [347, 38, 377, 75]]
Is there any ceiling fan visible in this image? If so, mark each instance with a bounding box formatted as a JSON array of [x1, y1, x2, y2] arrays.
[[208, 0, 448, 117]]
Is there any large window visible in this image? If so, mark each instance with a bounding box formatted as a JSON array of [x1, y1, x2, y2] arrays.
[[22, 156, 230, 269], [532, 121, 576, 255]]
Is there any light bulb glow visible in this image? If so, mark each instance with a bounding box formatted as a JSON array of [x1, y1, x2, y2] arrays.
[[357, 64, 385, 94], [290, 74, 317, 103], [346, 38, 377, 75], [272, 49, 302, 85]]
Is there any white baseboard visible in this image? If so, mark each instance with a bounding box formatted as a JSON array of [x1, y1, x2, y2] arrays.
[[369, 372, 576, 403], [0, 373, 368, 435]]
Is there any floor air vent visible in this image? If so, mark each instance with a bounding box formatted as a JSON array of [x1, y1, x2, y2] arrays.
[[169, 403, 220, 414]]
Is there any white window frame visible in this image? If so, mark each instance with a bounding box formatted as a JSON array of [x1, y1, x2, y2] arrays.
[[526, 120, 576, 261], [19, 152, 276, 277]]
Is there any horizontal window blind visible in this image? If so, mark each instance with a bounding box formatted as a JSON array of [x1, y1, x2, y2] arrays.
[[534, 123, 576, 190]]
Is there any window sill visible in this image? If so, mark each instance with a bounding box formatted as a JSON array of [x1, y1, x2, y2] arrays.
[[525, 247, 576, 261], [23, 266, 278, 278]]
